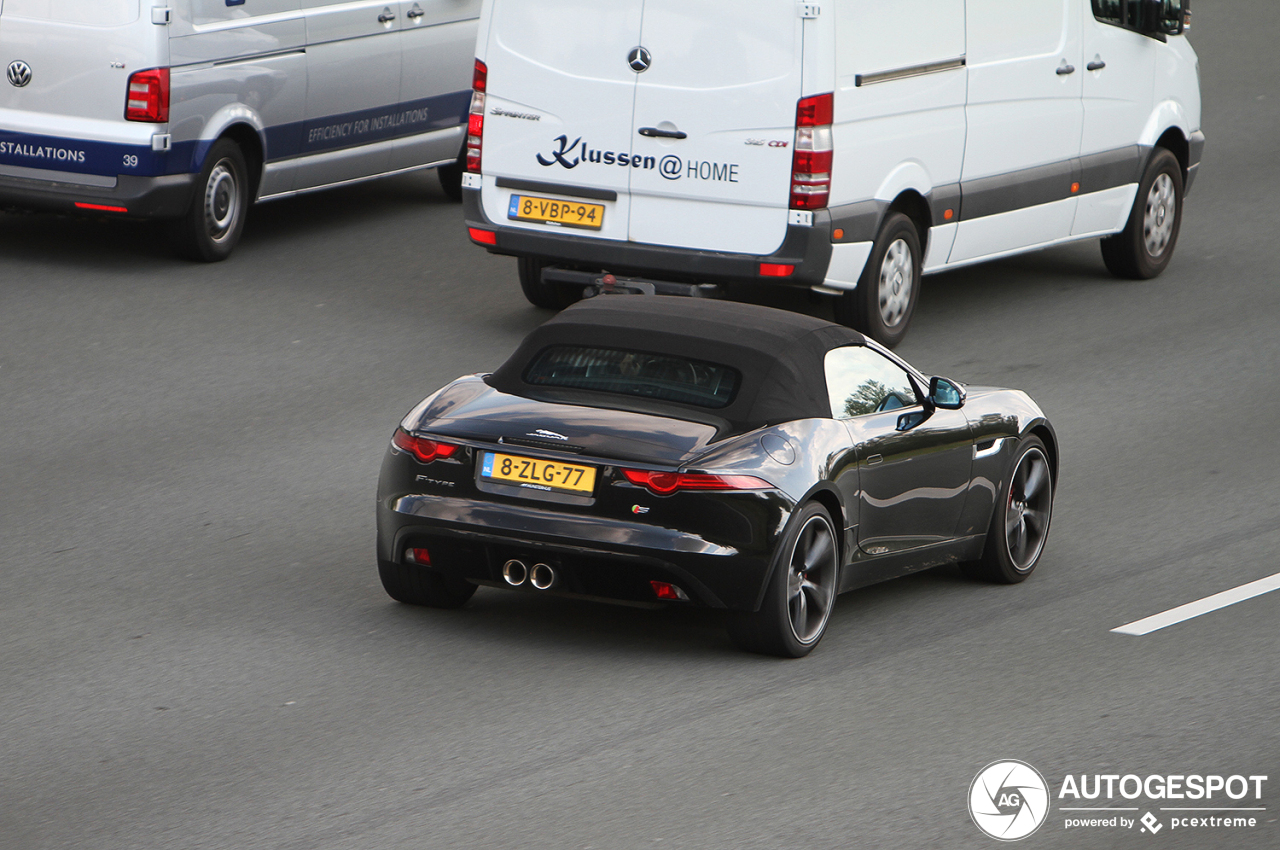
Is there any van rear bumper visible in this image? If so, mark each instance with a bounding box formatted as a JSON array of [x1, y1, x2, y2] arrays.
[[463, 188, 833, 286], [0, 171, 196, 219]]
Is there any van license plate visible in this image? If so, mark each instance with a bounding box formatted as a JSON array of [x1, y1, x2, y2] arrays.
[[507, 195, 605, 230], [480, 451, 597, 495]]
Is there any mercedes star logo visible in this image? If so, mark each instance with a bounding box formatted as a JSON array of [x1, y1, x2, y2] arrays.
[[627, 46, 651, 73], [7, 60, 32, 88]]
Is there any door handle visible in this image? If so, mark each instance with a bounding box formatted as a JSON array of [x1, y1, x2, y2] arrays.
[[638, 127, 688, 139], [1056, 63, 1076, 76], [378, 10, 396, 23], [1086, 59, 1106, 71], [407, 6, 424, 19]]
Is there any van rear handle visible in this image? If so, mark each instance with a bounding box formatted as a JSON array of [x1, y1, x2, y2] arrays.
[[638, 127, 688, 140]]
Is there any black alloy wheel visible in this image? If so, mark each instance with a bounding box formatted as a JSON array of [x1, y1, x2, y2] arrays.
[[964, 436, 1054, 584], [834, 211, 922, 348], [378, 557, 477, 608], [1101, 147, 1184, 279], [172, 138, 251, 262], [729, 502, 840, 657]]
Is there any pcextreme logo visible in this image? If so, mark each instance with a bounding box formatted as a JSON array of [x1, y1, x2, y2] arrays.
[[969, 761, 1270, 841]]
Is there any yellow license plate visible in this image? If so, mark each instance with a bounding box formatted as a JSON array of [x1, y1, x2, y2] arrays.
[[480, 451, 597, 495], [507, 194, 605, 230]]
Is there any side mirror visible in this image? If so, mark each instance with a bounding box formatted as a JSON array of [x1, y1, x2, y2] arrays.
[[1141, 0, 1186, 38], [929, 376, 966, 410]]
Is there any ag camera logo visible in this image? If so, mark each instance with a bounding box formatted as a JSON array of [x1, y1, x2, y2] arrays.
[[969, 760, 1050, 841]]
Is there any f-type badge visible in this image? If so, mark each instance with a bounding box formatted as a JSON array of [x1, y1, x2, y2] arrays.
[[627, 47, 651, 73], [7, 60, 32, 88]]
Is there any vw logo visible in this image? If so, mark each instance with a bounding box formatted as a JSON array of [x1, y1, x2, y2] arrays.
[[627, 46, 651, 73], [7, 60, 32, 88]]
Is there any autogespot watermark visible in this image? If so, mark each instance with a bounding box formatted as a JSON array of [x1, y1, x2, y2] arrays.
[[969, 761, 1270, 840]]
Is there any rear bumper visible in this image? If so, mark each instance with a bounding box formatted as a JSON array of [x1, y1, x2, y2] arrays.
[[463, 187, 834, 287], [0, 171, 196, 219], [377, 492, 780, 612]]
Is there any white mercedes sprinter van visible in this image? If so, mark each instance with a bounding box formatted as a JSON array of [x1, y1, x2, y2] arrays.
[[462, 0, 1203, 346], [0, 0, 479, 260]]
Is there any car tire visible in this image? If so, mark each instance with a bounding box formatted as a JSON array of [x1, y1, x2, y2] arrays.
[[1100, 147, 1184, 280], [962, 436, 1054, 584], [833, 211, 921, 348], [437, 146, 465, 203], [171, 138, 250, 262], [728, 502, 840, 658], [518, 257, 576, 309], [378, 557, 477, 608]]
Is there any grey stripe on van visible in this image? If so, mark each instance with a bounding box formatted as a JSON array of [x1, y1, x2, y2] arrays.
[[826, 145, 1148, 241]]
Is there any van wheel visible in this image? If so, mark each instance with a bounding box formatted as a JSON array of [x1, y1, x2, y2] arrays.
[[172, 139, 250, 262], [833, 212, 921, 348], [1100, 147, 1183, 279], [518, 257, 577, 309], [437, 146, 465, 202]]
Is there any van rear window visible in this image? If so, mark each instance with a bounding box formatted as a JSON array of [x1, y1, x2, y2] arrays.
[[523, 346, 740, 409]]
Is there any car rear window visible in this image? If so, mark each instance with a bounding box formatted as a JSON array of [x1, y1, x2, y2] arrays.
[[523, 345, 741, 409]]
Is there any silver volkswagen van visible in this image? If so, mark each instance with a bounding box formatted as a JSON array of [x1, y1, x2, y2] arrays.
[[0, 0, 478, 260]]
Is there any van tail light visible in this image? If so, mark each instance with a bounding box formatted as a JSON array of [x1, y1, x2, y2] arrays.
[[790, 92, 833, 210], [621, 469, 772, 496], [466, 59, 487, 173], [125, 68, 169, 123], [391, 429, 459, 464]]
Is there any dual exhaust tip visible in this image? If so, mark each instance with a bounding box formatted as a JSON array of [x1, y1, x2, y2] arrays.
[[502, 559, 557, 590]]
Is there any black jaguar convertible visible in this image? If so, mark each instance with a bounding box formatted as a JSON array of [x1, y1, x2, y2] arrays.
[[376, 297, 1057, 656]]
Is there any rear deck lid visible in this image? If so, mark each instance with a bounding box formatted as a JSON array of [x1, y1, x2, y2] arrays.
[[406, 378, 721, 465]]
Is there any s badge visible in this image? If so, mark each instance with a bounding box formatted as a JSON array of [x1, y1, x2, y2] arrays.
[[631, 505, 650, 515]]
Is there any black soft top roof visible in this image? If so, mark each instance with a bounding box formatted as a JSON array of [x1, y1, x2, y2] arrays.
[[487, 296, 866, 434]]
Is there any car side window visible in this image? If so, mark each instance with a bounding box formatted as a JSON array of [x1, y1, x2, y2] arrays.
[[824, 346, 920, 419]]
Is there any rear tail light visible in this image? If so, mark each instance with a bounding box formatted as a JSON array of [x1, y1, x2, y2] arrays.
[[790, 92, 833, 210], [391, 429, 459, 464], [468, 227, 496, 245], [621, 469, 772, 496], [405, 547, 432, 565], [759, 263, 794, 277], [650, 581, 690, 601], [466, 59, 487, 173], [125, 68, 169, 123]]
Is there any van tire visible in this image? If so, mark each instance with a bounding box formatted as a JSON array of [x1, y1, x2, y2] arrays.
[[1100, 147, 1183, 280], [172, 138, 250, 262], [834, 212, 921, 348], [437, 146, 465, 202], [518, 257, 576, 309]]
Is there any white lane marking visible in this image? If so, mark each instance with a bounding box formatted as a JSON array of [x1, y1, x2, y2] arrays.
[[1112, 572, 1280, 636]]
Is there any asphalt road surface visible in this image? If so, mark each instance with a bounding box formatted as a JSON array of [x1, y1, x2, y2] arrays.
[[2, 5, 1277, 848]]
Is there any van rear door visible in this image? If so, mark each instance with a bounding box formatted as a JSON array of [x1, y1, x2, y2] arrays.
[[626, 0, 804, 255], [477, 0, 643, 243], [0, 0, 160, 179]]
